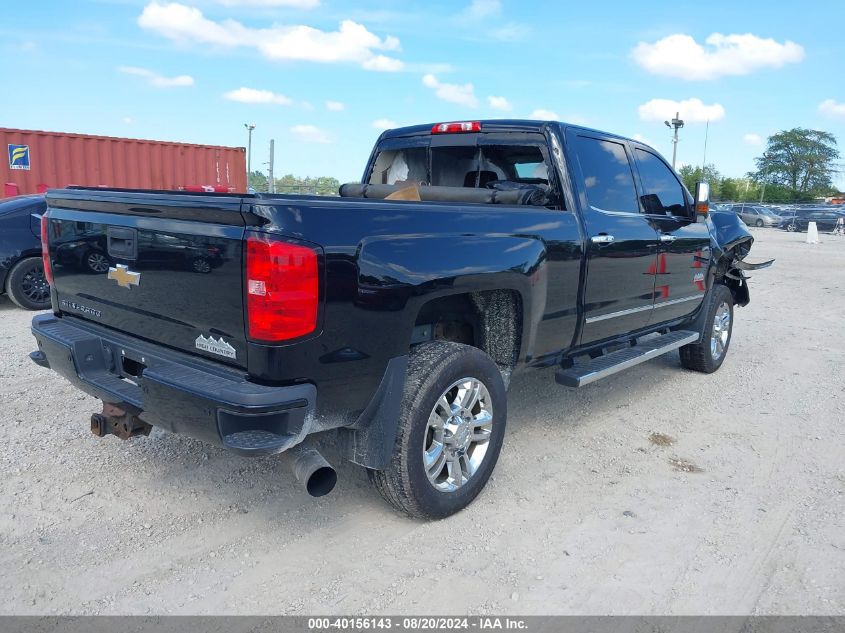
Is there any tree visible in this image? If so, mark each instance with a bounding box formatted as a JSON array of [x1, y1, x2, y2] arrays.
[[248, 170, 269, 193], [678, 163, 722, 200], [752, 128, 840, 196]]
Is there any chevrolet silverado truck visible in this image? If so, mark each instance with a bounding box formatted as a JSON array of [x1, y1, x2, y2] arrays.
[[30, 120, 771, 519]]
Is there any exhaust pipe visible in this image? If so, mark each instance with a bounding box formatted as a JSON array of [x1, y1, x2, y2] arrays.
[[284, 443, 337, 497]]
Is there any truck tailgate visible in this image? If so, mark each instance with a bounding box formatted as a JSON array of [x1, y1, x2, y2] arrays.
[[45, 190, 249, 368]]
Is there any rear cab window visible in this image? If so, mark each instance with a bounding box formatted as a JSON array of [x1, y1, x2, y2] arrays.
[[364, 131, 561, 208]]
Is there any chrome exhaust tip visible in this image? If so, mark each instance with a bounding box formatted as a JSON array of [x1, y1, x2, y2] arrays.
[[286, 443, 337, 497]]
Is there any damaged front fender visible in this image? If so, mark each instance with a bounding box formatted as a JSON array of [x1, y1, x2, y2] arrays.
[[706, 211, 774, 307]]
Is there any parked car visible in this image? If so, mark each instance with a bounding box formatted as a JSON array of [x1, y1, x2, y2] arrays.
[[0, 195, 50, 310], [779, 210, 845, 232], [30, 119, 771, 519], [730, 204, 781, 227]]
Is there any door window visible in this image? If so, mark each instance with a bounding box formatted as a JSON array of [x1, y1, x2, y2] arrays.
[[635, 149, 688, 216], [573, 137, 639, 213]]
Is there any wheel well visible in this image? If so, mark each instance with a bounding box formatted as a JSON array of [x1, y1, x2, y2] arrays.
[[412, 290, 522, 385]]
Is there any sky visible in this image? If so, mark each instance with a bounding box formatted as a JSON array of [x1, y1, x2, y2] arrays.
[[2, 0, 844, 187]]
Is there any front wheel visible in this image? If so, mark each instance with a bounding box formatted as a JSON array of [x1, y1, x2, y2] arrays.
[[755, 219, 764, 227], [679, 284, 734, 374], [368, 341, 507, 519], [786, 223, 797, 232]]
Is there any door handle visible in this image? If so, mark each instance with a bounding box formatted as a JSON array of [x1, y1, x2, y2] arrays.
[[591, 234, 615, 244], [659, 234, 677, 242]]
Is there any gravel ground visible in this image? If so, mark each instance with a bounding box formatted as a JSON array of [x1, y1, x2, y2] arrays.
[[0, 228, 843, 615]]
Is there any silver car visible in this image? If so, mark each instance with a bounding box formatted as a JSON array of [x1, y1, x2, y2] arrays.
[[730, 204, 781, 227]]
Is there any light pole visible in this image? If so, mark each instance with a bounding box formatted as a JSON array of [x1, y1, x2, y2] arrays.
[[244, 122, 256, 190], [664, 112, 684, 170]]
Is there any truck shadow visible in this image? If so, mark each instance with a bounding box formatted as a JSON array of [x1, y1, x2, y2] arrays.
[[0, 295, 20, 312], [115, 352, 686, 526]]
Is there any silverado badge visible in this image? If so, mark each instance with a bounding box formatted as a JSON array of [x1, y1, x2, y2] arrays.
[[195, 334, 237, 359], [107, 264, 141, 289]]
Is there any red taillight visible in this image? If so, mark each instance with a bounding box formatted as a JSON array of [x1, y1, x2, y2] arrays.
[[246, 235, 319, 342], [431, 121, 481, 134], [40, 215, 53, 286]]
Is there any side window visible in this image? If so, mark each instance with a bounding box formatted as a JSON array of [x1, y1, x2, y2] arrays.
[[573, 136, 639, 213], [634, 149, 688, 216]]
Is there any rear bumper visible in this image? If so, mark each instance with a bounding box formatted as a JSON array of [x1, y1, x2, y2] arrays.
[[30, 314, 316, 455]]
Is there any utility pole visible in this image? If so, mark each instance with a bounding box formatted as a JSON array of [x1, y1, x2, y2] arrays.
[[268, 139, 275, 194], [664, 112, 684, 170], [702, 119, 709, 168], [244, 122, 256, 190]]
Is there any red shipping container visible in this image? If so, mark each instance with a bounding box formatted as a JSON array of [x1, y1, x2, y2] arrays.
[[1, 127, 247, 196]]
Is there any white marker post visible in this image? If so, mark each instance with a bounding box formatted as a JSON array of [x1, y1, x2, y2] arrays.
[[806, 221, 820, 244]]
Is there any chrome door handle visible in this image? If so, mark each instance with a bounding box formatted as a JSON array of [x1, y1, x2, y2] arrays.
[[591, 234, 615, 244], [659, 234, 677, 242]]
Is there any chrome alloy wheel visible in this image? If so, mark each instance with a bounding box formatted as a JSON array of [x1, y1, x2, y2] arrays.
[[423, 377, 494, 492], [87, 252, 110, 273], [711, 301, 731, 360]]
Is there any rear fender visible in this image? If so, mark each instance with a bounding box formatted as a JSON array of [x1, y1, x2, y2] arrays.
[[356, 233, 544, 356]]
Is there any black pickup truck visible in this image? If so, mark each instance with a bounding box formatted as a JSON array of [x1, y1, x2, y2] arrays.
[[30, 119, 770, 519]]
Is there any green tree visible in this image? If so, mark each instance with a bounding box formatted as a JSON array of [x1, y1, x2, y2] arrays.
[[274, 174, 342, 196], [248, 170, 269, 193], [678, 163, 722, 200], [753, 128, 840, 196]]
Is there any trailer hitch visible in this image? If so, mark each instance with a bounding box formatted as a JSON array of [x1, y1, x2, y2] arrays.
[[90, 402, 152, 440]]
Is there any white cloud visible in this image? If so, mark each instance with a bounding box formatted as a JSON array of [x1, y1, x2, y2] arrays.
[[530, 109, 559, 120], [372, 119, 398, 130], [362, 55, 404, 72], [819, 99, 845, 118], [122, 116, 134, 124], [290, 124, 331, 144], [118, 65, 194, 88], [459, 0, 501, 19], [491, 23, 530, 42], [218, 0, 319, 7], [422, 74, 478, 108], [138, 2, 403, 72], [487, 96, 512, 111], [632, 32, 804, 80], [638, 98, 725, 123], [743, 133, 763, 146], [633, 133, 654, 146], [325, 100, 345, 111], [224, 87, 292, 105]]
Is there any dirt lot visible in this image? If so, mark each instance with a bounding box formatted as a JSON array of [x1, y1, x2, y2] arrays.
[[0, 228, 843, 615]]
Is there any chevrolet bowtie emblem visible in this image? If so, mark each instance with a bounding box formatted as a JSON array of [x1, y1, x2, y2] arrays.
[[107, 264, 141, 289]]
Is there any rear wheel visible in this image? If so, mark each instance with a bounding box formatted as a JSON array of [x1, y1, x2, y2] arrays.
[[5, 257, 51, 310], [368, 341, 507, 519], [787, 223, 797, 232], [755, 219, 764, 227], [679, 284, 733, 374]]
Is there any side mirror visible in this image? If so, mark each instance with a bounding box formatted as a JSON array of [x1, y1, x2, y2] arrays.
[[693, 181, 710, 221]]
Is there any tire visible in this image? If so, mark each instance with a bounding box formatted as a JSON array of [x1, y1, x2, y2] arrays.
[[679, 284, 733, 374], [191, 256, 212, 274], [5, 257, 51, 310], [368, 341, 507, 519], [755, 219, 764, 227], [787, 223, 797, 232], [84, 251, 111, 274]]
